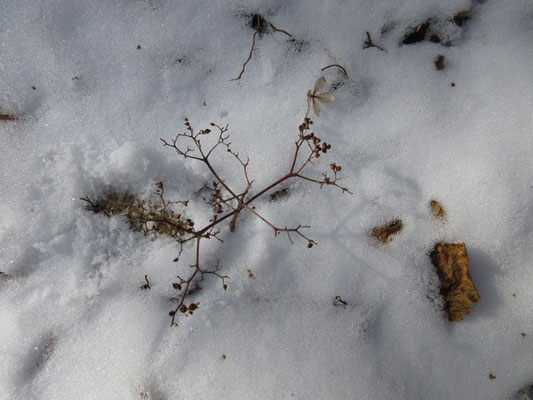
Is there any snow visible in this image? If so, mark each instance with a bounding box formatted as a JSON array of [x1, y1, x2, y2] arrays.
[[1, 0, 533, 399]]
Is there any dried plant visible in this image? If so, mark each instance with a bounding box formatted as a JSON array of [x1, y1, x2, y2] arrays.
[[84, 85, 351, 327], [158, 114, 351, 326], [306, 76, 335, 117], [0, 112, 18, 121], [363, 31, 387, 52]]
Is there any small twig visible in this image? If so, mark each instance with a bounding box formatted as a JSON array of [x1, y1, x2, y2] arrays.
[[0, 113, 18, 121], [125, 112, 351, 327], [232, 16, 261, 81], [335, 296, 348, 305], [267, 21, 292, 38], [141, 275, 151, 290], [321, 64, 349, 78], [363, 31, 387, 52], [232, 15, 293, 81]]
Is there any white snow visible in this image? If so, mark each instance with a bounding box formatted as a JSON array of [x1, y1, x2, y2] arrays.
[[1, 0, 533, 399]]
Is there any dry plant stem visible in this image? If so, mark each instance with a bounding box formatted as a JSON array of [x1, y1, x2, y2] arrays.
[[267, 21, 293, 38], [363, 31, 387, 52], [0, 113, 18, 121], [321, 64, 349, 78], [161, 117, 351, 326], [231, 28, 259, 81], [232, 15, 292, 81]]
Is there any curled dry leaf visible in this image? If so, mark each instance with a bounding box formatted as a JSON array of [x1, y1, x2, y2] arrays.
[[430, 200, 446, 219], [372, 220, 402, 243], [430, 243, 480, 321]]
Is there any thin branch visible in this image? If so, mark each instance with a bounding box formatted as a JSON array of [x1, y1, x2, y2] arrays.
[[321, 64, 349, 78], [232, 15, 293, 81], [267, 21, 293, 38], [363, 31, 387, 52], [232, 21, 260, 81], [155, 114, 352, 326]]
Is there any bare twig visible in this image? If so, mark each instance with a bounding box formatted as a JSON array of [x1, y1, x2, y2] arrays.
[[267, 21, 293, 38], [232, 14, 293, 81], [321, 64, 349, 78], [158, 114, 352, 326], [86, 87, 352, 327], [363, 31, 387, 52]]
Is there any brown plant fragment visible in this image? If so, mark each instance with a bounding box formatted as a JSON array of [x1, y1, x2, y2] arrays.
[[430, 243, 480, 321], [431, 200, 446, 219], [401, 21, 430, 45], [0, 113, 18, 121], [453, 10, 471, 27], [372, 220, 402, 243], [435, 55, 445, 71]]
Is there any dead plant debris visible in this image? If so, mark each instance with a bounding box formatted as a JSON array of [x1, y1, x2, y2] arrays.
[[401, 21, 430, 45], [140, 275, 151, 289], [335, 296, 348, 306], [430, 200, 446, 219], [430, 243, 480, 321], [0, 113, 18, 121], [372, 220, 402, 243], [435, 55, 446, 70], [363, 31, 387, 52], [232, 13, 292, 81], [400, 9, 473, 47], [270, 187, 289, 201], [80, 188, 193, 240], [453, 10, 471, 27]]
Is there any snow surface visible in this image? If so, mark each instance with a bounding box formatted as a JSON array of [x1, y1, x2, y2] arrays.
[[1, 0, 533, 399]]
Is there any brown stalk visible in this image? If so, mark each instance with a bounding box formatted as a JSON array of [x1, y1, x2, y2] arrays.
[[232, 15, 293, 81]]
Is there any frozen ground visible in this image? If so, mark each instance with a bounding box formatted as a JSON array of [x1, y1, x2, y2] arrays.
[[1, 0, 533, 399]]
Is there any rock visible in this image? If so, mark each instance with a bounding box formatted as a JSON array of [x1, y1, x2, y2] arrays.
[[430, 243, 480, 321]]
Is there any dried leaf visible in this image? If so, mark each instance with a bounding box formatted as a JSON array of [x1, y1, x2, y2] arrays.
[[430, 243, 480, 321], [430, 200, 446, 219], [0, 113, 18, 121], [372, 220, 402, 243]]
